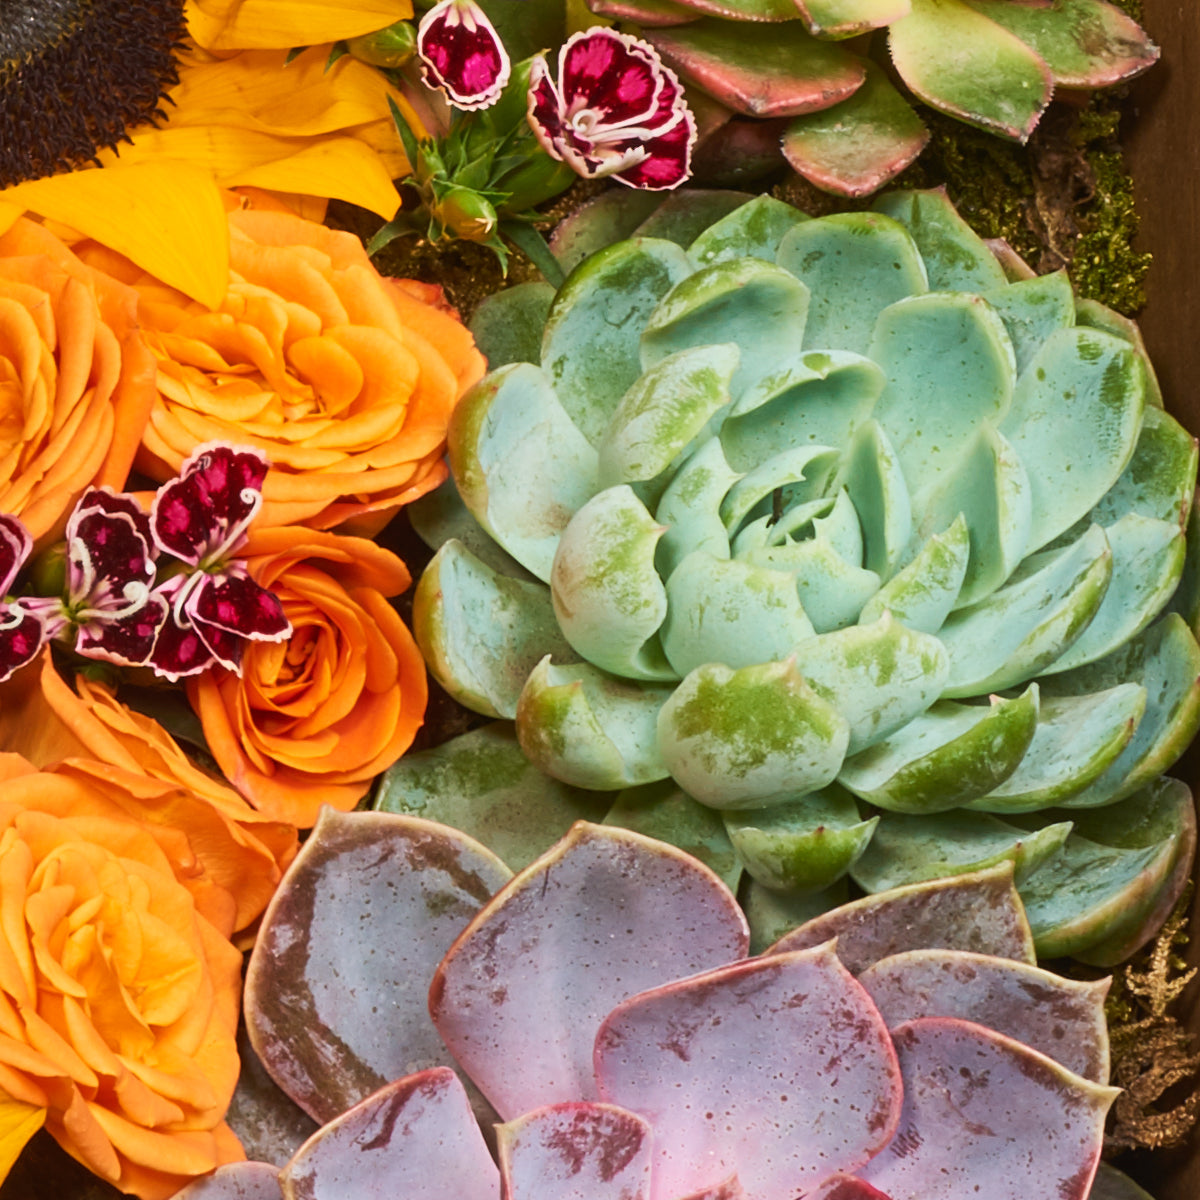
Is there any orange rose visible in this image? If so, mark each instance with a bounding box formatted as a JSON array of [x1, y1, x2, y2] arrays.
[[0, 753, 244, 1200], [0, 217, 156, 542], [122, 201, 485, 531], [0, 654, 298, 939], [186, 526, 427, 826]]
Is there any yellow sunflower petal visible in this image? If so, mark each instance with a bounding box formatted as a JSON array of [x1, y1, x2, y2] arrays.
[[107, 127, 402, 219], [0, 1095, 45, 1182], [0, 164, 229, 309], [186, 0, 415, 52]]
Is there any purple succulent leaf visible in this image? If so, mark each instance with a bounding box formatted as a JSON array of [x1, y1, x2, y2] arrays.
[[151, 442, 268, 566], [417, 0, 511, 110], [858, 949, 1111, 1084], [646, 19, 866, 119], [781, 63, 929, 198], [74, 588, 168, 668], [589, 0, 703, 26], [496, 1102, 653, 1200], [73, 487, 154, 548], [246, 809, 512, 1124], [185, 568, 291, 641], [172, 1162, 283, 1199], [280, 1068, 500, 1200], [0, 513, 33, 595], [594, 942, 903, 1200], [147, 575, 219, 681], [429, 821, 749, 1121], [857, 1017, 1118, 1200], [767, 862, 1036, 973], [528, 31, 697, 191], [0, 603, 48, 684]]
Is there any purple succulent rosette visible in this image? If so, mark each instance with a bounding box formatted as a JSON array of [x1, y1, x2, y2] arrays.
[[528, 29, 697, 191], [201, 813, 1120, 1200], [149, 443, 291, 679], [417, 0, 511, 110], [0, 514, 47, 682]]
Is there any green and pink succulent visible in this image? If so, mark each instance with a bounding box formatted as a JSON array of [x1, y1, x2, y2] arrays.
[[176, 812, 1125, 1200], [583, 0, 1159, 194], [396, 186, 1199, 964]]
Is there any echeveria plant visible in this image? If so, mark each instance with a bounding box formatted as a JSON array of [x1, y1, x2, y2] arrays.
[[181, 811, 1121, 1200], [401, 187, 1199, 965], [583, 0, 1159, 194]]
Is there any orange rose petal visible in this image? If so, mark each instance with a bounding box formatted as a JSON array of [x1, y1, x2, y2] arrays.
[[53, 1089, 122, 1182], [0, 1062, 49, 1109], [86, 1103, 224, 1178]]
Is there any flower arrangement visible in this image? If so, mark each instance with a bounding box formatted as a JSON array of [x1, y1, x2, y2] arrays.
[[0, 0, 1196, 1198]]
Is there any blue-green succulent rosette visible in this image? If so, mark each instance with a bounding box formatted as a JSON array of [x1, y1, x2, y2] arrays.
[[388, 187, 1200, 965]]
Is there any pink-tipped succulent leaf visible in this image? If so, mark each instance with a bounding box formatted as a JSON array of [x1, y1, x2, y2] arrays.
[[497, 1103, 654, 1200], [594, 943, 903, 1200], [429, 822, 749, 1119], [172, 1162, 283, 1199], [857, 1018, 1119, 1200], [527, 30, 697, 191], [417, 0, 511, 110], [280, 1069, 500, 1200]]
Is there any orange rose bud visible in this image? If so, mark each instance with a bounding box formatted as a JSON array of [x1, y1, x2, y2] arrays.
[[0, 218, 156, 544], [132, 204, 486, 532], [186, 526, 428, 827], [0, 754, 244, 1200]]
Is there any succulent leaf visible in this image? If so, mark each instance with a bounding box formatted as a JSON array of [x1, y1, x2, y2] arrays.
[[429, 822, 749, 1119], [688, 194, 812, 267], [769, 862, 1036, 968], [594, 944, 903, 1200], [645, 19, 866, 119], [468, 280, 556, 368], [279, 1069, 500, 1200], [859, 514, 969, 632], [658, 658, 852, 807], [887, 0, 1054, 141], [834, 419, 914, 579], [245, 811, 512, 1124], [982, 270, 1076, 376], [837, 688, 1039, 812], [857, 1018, 1117, 1200], [173, 1162, 282, 1198], [375, 722, 614, 871], [859, 949, 1110, 1082], [722, 784, 878, 891], [795, 0, 912, 38], [849, 807, 1073, 891]]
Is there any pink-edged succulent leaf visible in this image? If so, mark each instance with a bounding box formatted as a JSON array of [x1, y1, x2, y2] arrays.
[[151, 442, 268, 566], [888, 0, 1053, 142], [858, 949, 1111, 1083], [528, 30, 697, 191], [417, 0, 511, 110], [645, 19, 865, 118], [858, 1018, 1118, 1200], [666, 0, 800, 18], [965, 0, 1158, 88], [74, 588, 169, 667], [187, 569, 290, 641], [280, 1069, 500, 1200], [806, 1174, 893, 1200], [675, 1176, 747, 1200], [781, 62, 929, 197], [768, 863, 1035, 972], [246, 809, 512, 1124], [0, 513, 31, 596], [429, 821, 749, 1121], [172, 1162, 283, 1199], [497, 1103, 653, 1200], [594, 943, 903, 1200], [589, 0, 702, 25], [796, 0, 911, 38]]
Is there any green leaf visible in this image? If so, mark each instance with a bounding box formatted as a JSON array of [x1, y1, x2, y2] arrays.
[[500, 219, 566, 289]]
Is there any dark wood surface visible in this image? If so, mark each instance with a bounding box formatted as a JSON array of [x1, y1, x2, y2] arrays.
[[1125, 4, 1200, 1198]]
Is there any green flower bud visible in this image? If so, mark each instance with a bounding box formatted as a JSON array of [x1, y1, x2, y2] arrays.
[[433, 186, 498, 243], [345, 21, 417, 68]]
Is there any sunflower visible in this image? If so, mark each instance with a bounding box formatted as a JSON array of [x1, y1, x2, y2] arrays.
[[0, 0, 418, 305]]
